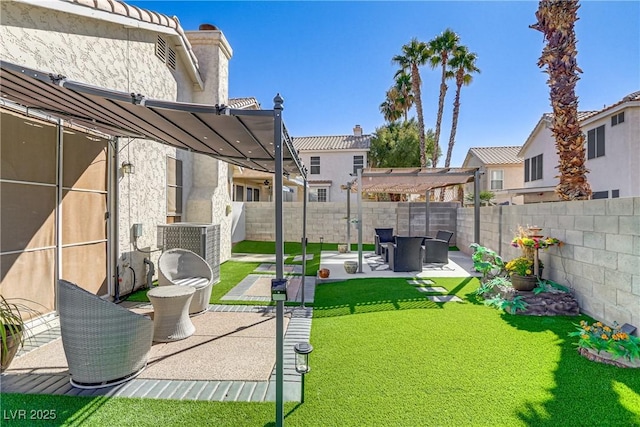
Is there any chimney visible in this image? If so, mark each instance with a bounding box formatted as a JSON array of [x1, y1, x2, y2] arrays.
[[185, 25, 233, 105], [353, 124, 363, 136]]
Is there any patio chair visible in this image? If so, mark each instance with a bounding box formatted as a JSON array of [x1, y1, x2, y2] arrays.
[[158, 248, 214, 315], [423, 230, 453, 264], [57, 279, 153, 389], [375, 228, 395, 256], [387, 236, 425, 272]]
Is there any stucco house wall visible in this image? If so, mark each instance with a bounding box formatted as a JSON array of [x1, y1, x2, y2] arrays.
[[298, 150, 368, 203], [1, 1, 233, 296]]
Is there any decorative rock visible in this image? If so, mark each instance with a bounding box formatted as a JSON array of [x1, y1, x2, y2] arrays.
[[494, 286, 580, 316], [579, 347, 640, 368]]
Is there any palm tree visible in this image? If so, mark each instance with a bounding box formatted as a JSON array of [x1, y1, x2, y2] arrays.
[[394, 72, 414, 122], [379, 88, 402, 123], [444, 45, 480, 168], [428, 28, 460, 168], [531, 0, 591, 200], [392, 38, 431, 167]]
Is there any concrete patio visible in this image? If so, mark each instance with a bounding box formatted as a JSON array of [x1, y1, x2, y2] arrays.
[[1, 250, 476, 402]]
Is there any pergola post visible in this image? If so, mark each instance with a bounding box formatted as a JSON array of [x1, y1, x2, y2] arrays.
[[357, 167, 363, 273], [273, 94, 285, 427], [424, 190, 430, 237], [474, 168, 481, 244], [301, 173, 308, 307]]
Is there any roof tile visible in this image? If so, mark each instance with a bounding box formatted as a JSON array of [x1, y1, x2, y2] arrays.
[[293, 135, 371, 151], [468, 146, 523, 165]]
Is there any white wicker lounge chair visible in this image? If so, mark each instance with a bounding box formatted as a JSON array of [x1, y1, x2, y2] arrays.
[[57, 279, 153, 389], [158, 248, 214, 315]]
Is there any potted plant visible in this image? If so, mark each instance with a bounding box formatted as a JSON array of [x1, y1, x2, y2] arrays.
[[507, 226, 561, 290], [1, 295, 26, 372], [505, 257, 541, 291], [569, 320, 640, 368]]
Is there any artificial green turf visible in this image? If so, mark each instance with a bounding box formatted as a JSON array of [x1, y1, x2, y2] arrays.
[[232, 240, 375, 276], [7, 276, 640, 426]]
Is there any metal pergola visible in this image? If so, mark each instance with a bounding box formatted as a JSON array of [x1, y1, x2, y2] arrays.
[[354, 167, 481, 272], [0, 60, 305, 426]]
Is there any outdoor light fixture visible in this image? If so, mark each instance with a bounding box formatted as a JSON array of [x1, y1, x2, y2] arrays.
[[121, 161, 135, 175], [294, 342, 313, 403], [264, 180, 270, 186]]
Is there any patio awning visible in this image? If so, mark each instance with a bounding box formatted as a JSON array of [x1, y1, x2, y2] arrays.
[[0, 60, 305, 176], [360, 167, 478, 193]]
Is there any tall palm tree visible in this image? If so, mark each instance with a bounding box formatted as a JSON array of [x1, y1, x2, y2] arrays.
[[392, 38, 431, 167], [428, 29, 459, 168], [444, 45, 480, 168], [531, 0, 591, 200], [394, 72, 414, 122], [379, 87, 402, 123]]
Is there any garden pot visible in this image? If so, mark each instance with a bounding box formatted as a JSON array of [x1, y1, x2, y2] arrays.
[[1, 326, 23, 372], [318, 268, 330, 279], [343, 261, 358, 274], [510, 274, 538, 291]]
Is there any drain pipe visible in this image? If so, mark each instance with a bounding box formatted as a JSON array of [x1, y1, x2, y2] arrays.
[[144, 257, 155, 289]]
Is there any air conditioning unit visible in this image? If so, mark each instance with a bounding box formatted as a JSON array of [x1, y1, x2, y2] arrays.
[[157, 223, 220, 283]]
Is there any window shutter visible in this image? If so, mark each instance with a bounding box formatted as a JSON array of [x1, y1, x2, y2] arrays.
[[596, 125, 605, 157], [537, 154, 543, 180], [524, 158, 530, 182], [587, 129, 595, 159]]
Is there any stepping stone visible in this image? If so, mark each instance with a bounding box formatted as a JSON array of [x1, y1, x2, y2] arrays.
[[254, 264, 303, 274], [292, 254, 314, 262], [407, 279, 435, 285], [427, 295, 463, 302], [415, 286, 448, 293]]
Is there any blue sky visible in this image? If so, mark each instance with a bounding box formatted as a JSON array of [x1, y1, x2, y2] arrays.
[[130, 1, 639, 167]]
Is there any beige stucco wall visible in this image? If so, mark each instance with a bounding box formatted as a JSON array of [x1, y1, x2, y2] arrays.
[[1, 2, 233, 291], [457, 198, 640, 329]]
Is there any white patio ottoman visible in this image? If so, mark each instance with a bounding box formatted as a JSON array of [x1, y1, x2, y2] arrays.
[[148, 285, 196, 342]]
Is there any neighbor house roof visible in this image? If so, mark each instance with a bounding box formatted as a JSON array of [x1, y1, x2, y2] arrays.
[[520, 91, 639, 156], [293, 135, 371, 151], [467, 146, 523, 165], [228, 97, 261, 110]]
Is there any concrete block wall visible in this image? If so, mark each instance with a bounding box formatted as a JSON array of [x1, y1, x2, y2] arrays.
[[457, 198, 640, 330], [243, 202, 400, 244], [242, 202, 460, 245]]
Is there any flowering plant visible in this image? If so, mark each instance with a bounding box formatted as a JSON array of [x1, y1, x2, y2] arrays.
[[505, 256, 536, 276], [510, 225, 562, 261], [569, 320, 640, 361]]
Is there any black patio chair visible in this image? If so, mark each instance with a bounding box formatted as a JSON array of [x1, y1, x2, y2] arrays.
[[374, 228, 395, 256], [387, 236, 424, 272], [423, 230, 453, 264]]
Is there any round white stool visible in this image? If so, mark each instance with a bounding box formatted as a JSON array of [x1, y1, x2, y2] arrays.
[[148, 285, 195, 342]]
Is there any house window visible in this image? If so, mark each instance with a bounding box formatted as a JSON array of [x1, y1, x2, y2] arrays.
[[310, 156, 320, 174], [234, 185, 244, 201], [611, 112, 624, 127], [309, 188, 328, 202], [592, 191, 608, 199], [612, 189, 620, 198], [254, 188, 260, 202], [353, 155, 364, 175], [490, 170, 504, 190], [156, 36, 176, 70], [587, 125, 605, 159], [526, 154, 543, 181], [166, 157, 182, 222]]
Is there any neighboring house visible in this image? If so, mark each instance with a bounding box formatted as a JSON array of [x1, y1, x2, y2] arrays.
[[0, 0, 235, 312], [461, 146, 524, 205], [516, 91, 640, 203], [293, 125, 371, 203]]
